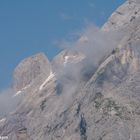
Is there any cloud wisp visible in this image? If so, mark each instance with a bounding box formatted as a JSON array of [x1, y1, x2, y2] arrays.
[[0, 89, 22, 118], [54, 24, 125, 105], [60, 13, 75, 21]]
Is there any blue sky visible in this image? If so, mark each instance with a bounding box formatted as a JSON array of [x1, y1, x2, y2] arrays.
[[0, 0, 125, 90]]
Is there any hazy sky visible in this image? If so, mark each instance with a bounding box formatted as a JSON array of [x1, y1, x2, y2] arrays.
[[0, 0, 125, 90]]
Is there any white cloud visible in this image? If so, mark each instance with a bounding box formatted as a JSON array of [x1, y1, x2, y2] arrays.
[[88, 2, 95, 8], [60, 13, 75, 21], [54, 23, 125, 105], [58, 24, 124, 65], [0, 88, 22, 118]]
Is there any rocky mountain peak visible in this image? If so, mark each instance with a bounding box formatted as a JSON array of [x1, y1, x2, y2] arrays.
[[13, 52, 51, 91], [102, 0, 140, 31], [1, 1, 140, 140], [52, 49, 86, 70]]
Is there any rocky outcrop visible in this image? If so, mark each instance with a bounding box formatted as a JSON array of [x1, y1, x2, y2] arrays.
[[13, 53, 51, 91], [52, 49, 86, 70], [1, 0, 140, 140], [102, 0, 140, 31]]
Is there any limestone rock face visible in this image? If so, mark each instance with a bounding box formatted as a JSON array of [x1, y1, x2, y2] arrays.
[[102, 0, 140, 31], [1, 1, 140, 140], [13, 53, 51, 91], [52, 49, 86, 70]]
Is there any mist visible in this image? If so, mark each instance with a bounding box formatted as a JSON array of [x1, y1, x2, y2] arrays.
[[0, 25, 125, 116], [61, 24, 124, 64], [0, 89, 21, 118], [55, 24, 125, 99]]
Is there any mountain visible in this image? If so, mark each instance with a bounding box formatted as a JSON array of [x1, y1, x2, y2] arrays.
[[1, 0, 140, 140], [102, 0, 140, 31], [13, 53, 51, 92]]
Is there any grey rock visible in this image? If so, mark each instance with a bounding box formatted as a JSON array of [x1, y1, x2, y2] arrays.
[[52, 49, 86, 70], [102, 0, 140, 31], [13, 53, 51, 91], [1, 1, 140, 140]]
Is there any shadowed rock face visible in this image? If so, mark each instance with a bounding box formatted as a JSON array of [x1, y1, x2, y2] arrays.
[[13, 53, 51, 91], [1, 1, 140, 140], [16, 128, 29, 140]]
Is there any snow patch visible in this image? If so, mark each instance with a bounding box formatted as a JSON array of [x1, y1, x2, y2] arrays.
[[14, 90, 22, 96], [14, 84, 30, 97], [0, 118, 6, 124], [64, 56, 70, 65], [22, 84, 30, 90], [63, 55, 85, 66], [78, 36, 88, 43], [39, 71, 55, 90]]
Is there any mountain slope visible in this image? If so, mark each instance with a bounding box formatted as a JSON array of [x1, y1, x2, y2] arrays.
[[1, 1, 140, 140]]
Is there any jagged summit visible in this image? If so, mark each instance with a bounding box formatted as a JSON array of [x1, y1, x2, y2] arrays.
[[102, 0, 140, 31], [1, 1, 140, 140], [13, 52, 51, 91], [52, 49, 86, 69]]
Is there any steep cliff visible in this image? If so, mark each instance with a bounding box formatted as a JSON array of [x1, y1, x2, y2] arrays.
[[1, 1, 140, 140]]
